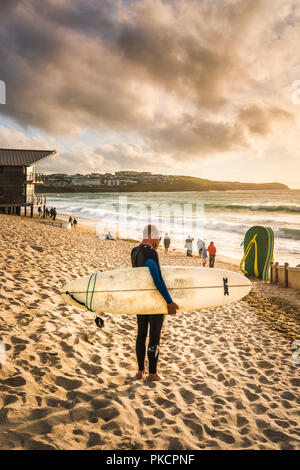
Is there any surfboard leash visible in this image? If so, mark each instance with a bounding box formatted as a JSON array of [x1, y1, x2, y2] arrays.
[[66, 272, 105, 329]]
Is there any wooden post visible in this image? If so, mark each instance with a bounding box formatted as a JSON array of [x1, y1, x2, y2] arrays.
[[284, 262, 289, 288], [43, 204, 46, 219], [30, 204, 34, 218], [275, 262, 279, 283], [24, 205, 27, 217]]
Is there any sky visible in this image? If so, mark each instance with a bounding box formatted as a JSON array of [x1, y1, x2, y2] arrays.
[[0, 0, 300, 188]]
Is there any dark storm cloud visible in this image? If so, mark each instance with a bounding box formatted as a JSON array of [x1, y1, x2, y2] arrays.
[[0, 0, 296, 160], [238, 105, 293, 136], [145, 116, 246, 157]]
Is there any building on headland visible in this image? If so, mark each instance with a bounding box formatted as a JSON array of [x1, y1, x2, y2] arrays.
[[44, 170, 170, 188], [0, 148, 56, 216]]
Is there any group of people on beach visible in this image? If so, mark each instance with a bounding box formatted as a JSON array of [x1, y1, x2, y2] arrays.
[[68, 216, 78, 230], [44, 207, 57, 220], [38, 206, 57, 220], [193, 238, 217, 268], [163, 234, 217, 267]]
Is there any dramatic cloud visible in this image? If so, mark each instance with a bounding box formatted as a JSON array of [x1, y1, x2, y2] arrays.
[[0, 0, 300, 183]]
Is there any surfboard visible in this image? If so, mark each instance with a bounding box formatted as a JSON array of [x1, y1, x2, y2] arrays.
[[242, 226, 274, 281], [61, 266, 252, 315]]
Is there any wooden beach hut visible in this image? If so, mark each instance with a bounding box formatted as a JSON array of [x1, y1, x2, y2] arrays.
[[0, 148, 56, 217]]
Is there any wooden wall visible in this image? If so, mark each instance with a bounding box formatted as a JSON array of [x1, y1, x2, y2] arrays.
[[0, 165, 26, 205]]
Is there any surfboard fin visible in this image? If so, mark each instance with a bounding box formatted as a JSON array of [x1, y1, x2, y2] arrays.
[[95, 317, 104, 328]]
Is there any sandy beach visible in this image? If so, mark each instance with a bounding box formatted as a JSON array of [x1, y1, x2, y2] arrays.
[[0, 214, 299, 450]]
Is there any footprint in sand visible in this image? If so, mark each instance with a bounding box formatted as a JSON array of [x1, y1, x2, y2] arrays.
[[3, 394, 18, 406], [183, 418, 203, 438], [80, 362, 103, 375], [95, 407, 120, 422], [179, 388, 195, 405], [46, 397, 73, 409], [55, 376, 82, 391], [167, 436, 184, 450], [11, 336, 29, 345], [243, 388, 259, 402], [24, 439, 56, 450], [21, 420, 52, 435], [3, 376, 26, 387], [13, 344, 27, 355], [87, 432, 103, 447]]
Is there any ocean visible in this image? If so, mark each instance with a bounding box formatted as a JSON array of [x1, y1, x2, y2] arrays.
[[46, 190, 300, 267]]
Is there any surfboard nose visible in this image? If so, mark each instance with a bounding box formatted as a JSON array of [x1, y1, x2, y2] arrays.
[[60, 276, 89, 308]]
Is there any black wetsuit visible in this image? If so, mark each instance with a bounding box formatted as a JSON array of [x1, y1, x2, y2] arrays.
[[131, 244, 172, 374]]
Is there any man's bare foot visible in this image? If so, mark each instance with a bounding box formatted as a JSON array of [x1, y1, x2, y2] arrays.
[[136, 370, 145, 380], [147, 373, 164, 382]]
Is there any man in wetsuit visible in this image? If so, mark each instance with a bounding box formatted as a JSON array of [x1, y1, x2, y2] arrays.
[[131, 224, 178, 382]]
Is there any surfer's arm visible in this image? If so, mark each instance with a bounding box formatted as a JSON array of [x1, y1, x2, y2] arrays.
[[144, 258, 173, 304]]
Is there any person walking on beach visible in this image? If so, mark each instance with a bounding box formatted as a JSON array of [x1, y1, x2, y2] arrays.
[[52, 208, 57, 221], [37, 206, 42, 219], [131, 224, 178, 382], [69, 216, 73, 227], [185, 236, 194, 257], [207, 241, 216, 268], [163, 233, 171, 254], [201, 242, 208, 267], [197, 238, 204, 257], [73, 217, 78, 229]]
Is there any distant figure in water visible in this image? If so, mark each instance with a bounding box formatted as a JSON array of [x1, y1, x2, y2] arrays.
[[185, 236, 194, 257], [73, 218, 78, 229], [201, 242, 208, 267], [163, 233, 171, 254], [208, 241, 216, 268], [131, 224, 178, 382]]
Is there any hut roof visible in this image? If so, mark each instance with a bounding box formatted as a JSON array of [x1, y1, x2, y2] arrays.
[[0, 148, 56, 166]]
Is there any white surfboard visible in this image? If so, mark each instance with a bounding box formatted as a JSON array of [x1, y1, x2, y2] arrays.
[[61, 266, 252, 315]]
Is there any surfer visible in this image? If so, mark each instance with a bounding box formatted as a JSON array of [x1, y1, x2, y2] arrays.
[[131, 224, 178, 382]]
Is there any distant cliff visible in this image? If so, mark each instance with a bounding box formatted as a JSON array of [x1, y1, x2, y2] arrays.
[[38, 175, 290, 193]]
